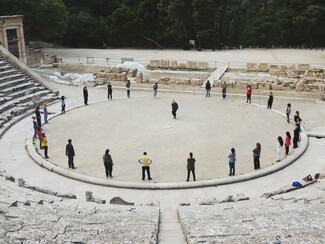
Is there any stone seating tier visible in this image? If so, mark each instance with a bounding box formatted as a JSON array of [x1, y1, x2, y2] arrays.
[[0, 55, 59, 129]]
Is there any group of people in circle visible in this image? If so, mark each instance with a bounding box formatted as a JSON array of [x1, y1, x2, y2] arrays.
[[32, 81, 302, 181]]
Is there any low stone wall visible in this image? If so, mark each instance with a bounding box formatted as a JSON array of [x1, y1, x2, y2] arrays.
[[147, 59, 209, 71], [96, 67, 137, 83]]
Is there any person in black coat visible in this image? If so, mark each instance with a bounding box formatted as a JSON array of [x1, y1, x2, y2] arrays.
[[293, 124, 300, 148], [171, 99, 178, 119], [205, 80, 211, 97], [83, 86, 88, 105], [253, 143, 261, 169], [267, 92, 273, 109], [35, 106, 41, 127], [107, 82, 113, 100]]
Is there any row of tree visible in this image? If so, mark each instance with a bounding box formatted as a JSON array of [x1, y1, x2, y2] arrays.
[[1, 0, 325, 49]]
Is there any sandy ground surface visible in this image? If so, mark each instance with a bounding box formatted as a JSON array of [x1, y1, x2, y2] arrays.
[[43, 48, 325, 67], [41, 87, 299, 183]]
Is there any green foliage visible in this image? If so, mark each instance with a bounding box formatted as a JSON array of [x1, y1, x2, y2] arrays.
[[0, 0, 325, 48]]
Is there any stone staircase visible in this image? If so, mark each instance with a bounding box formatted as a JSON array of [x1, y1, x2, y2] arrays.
[[0, 49, 59, 131], [202, 65, 228, 88]]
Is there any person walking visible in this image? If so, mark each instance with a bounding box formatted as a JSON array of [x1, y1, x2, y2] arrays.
[[35, 106, 42, 127], [222, 82, 227, 99], [285, 132, 291, 156], [66, 139, 76, 169], [138, 152, 152, 180], [186, 152, 196, 181], [294, 111, 302, 126], [267, 92, 273, 109], [293, 125, 300, 148], [43, 103, 48, 124], [61, 96, 66, 113], [171, 99, 178, 119], [246, 85, 252, 103], [126, 80, 131, 98], [36, 126, 43, 149], [103, 149, 114, 178], [32, 116, 37, 138], [276, 136, 283, 162], [41, 133, 49, 158], [153, 83, 158, 98], [286, 103, 291, 123], [228, 148, 236, 176], [107, 82, 113, 100], [205, 80, 211, 97], [83, 86, 88, 105], [253, 143, 261, 169]]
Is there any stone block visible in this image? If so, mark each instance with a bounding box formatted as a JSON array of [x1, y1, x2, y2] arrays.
[[233, 193, 249, 202], [305, 84, 319, 92], [199, 198, 216, 205], [159, 77, 170, 84], [160, 60, 169, 69], [120, 72, 127, 82], [214, 80, 222, 87], [270, 65, 279, 70], [235, 81, 248, 89], [257, 82, 271, 90], [150, 60, 159, 68], [247, 63, 257, 71], [170, 60, 178, 69], [136, 72, 143, 83], [198, 62, 208, 70], [271, 84, 284, 90], [110, 197, 134, 205], [128, 69, 137, 78], [220, 195, 234, 203], [258, 63, 268, 72], [149, 79, 159, 84], [187, 61, 197, 70], [281, 65, 288, 71], [85, 191, 93, 201], [178, 63, 187, 69], [286, 70, 299, 78], [179, 78, 190, 85], [190, 78, 202, 86], [297, 64, 310, 72]]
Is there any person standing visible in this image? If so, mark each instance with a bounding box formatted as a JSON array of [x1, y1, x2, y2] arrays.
[[126, 80, 131, 98], [103, 149, 114, 178], [186, 152, 196, 181], [41, 133, 49, 158], [66, 139, 76, 169], [293, 125, 300, 148], [228, 148, 236, 176], [43, 103, 48, 124], [276, 136, 283, 162], [253, 143, 261, 169], [222, 82, 227, 99], [285, 132, 291, 156], [32, 116, 37, 138], [36, 126, 43, 149], [205, 80, 211, 97], [61, 96, 66, 113], [35, 106, 41, 127], [294, 111, 302, 126], [267, 92, 273, 109], [83, 86, 88, 105], [153, 83, 158, 98], [246, 85, 252, 103], [171, 99, 178, 119], [138, 152, 152, 180], [286, 104, 291, 123], [107, 82, 113, 100]]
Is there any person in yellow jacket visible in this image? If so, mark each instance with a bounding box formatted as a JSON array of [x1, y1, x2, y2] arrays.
[[41, 133, 49, 158]]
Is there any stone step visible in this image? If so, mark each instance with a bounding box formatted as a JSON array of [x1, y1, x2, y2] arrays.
[[0, 77, 27, 90], [0, 73, 26, 83], [0, 69, 20, 78], [6, 87, 41, 100], [1, 82, 34, 95], [0, 65, 15, 72]]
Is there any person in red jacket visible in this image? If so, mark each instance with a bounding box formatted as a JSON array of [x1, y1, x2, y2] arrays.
[[246, 85, 252, 103], [285, 131, 291, 156]]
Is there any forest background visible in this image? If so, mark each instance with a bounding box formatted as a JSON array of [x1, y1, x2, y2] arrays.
[[1, 0, 325, 50]]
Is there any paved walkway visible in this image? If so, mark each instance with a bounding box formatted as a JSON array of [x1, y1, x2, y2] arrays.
[[0, 85, 324, 206]]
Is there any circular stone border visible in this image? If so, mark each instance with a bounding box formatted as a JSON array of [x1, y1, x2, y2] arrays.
[[25, 98, 309, 190]]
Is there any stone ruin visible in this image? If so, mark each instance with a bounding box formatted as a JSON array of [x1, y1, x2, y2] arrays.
[[217, 63, 325, 97], [147, 59, 210, 71], [96, 67, 138, 84]]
